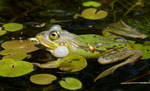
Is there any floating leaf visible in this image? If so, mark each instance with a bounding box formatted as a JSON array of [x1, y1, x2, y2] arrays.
[[0, 28, 7, 36], [0, 59, 33, 77], [82, 1, 101, 7], [127, 40, 136, 44], [3, 23, 23, 32], [133, 44, 150, 59], [59, 77, 82, 90], [0, 49, 27, 61], [141, 46, 150, 59], [142, 52, 150, 59], [30, 74, 57, 85], [59, 53, 87, 72], [133, 44, 143, 51], [2, 40, 39, 53], [81, 8, 107, 20]]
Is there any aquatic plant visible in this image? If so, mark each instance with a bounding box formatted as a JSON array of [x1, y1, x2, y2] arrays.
[[81, 8, 108, 20], [59, 77, 82, 90], [30, 74, 57, 85], [0, 59, 33, 77], [82, 1, 101, 7]]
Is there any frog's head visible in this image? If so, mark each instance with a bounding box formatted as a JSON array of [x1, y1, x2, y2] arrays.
[[36, 25, 74, 57]]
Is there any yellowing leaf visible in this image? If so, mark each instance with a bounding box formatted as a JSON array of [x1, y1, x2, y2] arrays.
[[81, 8, 107, 20], [59, 77, 82, 90], [2, 40, 39, 53], [0, 59, 33, 77], [30, 74, 57, 85]]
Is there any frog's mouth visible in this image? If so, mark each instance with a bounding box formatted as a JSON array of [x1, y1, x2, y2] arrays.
[[36, 34, 57, 50]]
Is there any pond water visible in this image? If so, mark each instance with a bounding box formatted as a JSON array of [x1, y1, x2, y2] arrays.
[[0, 0, 150, 91]]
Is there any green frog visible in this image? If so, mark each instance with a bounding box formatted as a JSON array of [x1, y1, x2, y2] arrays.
[[30, 20, 147, 81]]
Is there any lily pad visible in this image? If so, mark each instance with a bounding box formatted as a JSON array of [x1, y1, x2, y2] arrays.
[[0, 59, 33, 77], [133, 44, 143, 51], [30, 74, 57, 85], [3, 23, 23, 32], [59, 77, 82, 90], [0, 49, 27, 61], [142, 52, 150, 59], [0, 28, 7, 36], [59, 53, 87, 72], [133, 44, 150, 59], [82, 1, 101, 7], [1, 40, 39, 53], [81, 8, 107, 20]]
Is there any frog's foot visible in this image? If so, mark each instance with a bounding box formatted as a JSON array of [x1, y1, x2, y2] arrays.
[[95, 49, 143, 82], [32, 59, 62, 68], [103, 20, 147, 39]]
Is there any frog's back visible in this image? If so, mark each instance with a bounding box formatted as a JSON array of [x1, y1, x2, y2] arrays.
[[78, 34, 126, 50]]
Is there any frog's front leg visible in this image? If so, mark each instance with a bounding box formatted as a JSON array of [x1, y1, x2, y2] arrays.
[[95, 48, 143, 81], [32, 59, 63, 68]]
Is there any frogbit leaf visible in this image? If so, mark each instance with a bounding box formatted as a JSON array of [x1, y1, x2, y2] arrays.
[[59, 77, 82, 90], [0, 59, 33, 77], [0, 28, 7, 36], [3, 23, 23, 32], [1, 40, 39, 53], [0, 49, 27, 61], [133, 44, 150, 59], [82, 1, 101, 7], [81, 8, 107, 20], [30, 74, 57, 85]]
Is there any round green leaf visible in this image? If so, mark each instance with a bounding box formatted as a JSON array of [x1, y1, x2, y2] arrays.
[[2, 40, 39, 53], [0, 28, 7, 36], [82, 1, 101, 7], [0, 49, 27, 61], [0, 59, 33, 77], [59, 53, 87, 72], [142, 52, 150, 59], [3, 23, 23, 32], [59, 77, 82, 90], [81, 8, 107, 20], [141, 46, 150, 59], [133, 44, 143, 50], [30, 74, 57, 85]]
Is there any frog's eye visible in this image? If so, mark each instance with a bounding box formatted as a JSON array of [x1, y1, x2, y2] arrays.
[[49, 31, 59, 40]]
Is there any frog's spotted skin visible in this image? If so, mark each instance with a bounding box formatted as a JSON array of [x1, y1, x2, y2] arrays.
[[32, 21, 147, 81]]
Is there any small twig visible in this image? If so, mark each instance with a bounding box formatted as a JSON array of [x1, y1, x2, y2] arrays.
[[121, 82, 150, 84], [123, 0, 142, 17], [123, 71, 150, 82]]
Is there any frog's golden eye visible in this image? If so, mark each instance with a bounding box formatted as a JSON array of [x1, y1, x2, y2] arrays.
[[49, 31, 59, 40]]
